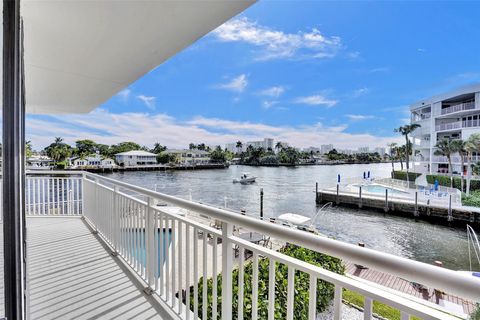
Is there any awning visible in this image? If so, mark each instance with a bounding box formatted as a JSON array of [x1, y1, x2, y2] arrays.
[[22, 0, 254, 114]]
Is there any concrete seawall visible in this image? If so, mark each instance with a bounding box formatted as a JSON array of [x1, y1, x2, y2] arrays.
[[316, 190, 480, 226]]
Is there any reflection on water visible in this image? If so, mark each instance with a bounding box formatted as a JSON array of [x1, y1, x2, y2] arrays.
[[102, 163, 479, 271]]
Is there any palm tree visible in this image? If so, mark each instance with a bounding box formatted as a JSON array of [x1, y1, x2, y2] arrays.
[[434, 139, 456, 186], [54, 137, 64, 145], [465, 133, 480, 195], [387, 142, 397, 173], [275, 142, 283, 152], [235, 141, 243, 154], [451, 140, 467, 192], [394, 124, 420, 171]]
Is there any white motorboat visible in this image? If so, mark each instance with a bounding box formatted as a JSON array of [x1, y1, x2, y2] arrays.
[[233, 172, 257, 184]]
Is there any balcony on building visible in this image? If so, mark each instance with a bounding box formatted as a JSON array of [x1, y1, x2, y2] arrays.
[[438, 93, 476, 117]]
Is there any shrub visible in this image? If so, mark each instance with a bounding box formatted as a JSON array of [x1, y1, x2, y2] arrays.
[[392, 171, 421, 181], [189, 244, 345, 320], [470, 304, 480, 320], [462, 191, 480, 207]]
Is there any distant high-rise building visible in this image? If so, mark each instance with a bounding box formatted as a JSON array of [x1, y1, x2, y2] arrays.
[[246, 138, 275, 151], [358, 146, 369, 153]]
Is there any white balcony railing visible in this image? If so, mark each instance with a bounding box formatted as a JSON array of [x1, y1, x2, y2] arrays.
[[441, 101, 476, 115], [431, 155, 480, 163], [24, 171, 480, 319], [435, 121, 462, 131]]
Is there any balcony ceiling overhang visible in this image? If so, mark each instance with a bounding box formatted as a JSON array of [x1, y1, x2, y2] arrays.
[[22, 0, 254, 114]]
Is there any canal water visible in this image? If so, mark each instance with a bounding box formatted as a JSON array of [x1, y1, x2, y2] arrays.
[[102, 163, 478, 271]]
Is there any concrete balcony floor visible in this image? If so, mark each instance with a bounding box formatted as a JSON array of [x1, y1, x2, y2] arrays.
[[26, 217, 170, 320]]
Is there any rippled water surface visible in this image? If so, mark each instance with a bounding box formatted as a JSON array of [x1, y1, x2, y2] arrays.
[[102, 163, 478, 271]]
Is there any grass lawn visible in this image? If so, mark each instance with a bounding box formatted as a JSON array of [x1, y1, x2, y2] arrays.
[[343, 289, 421, 320]]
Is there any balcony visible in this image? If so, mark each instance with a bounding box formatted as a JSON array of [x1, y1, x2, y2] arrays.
[[441, 101, 476, 115], [435, 121, 462, 131], [412, 113, 432, 123], [13, 172, 480, 319], [432, 155, 480, 163]]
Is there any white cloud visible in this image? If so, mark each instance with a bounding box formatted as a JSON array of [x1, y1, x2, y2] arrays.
[[215, 74, 248, 93], [294, 95, 338, 107], [26, 110, 400, 151], [346, 114, 376, 121], [352, 87, 369, 97], [258, 86, 285, 98], [262, 100, 279, 109], [117, 88, 131, 101], [136, 95, 156, 109], [213, 17, 342, 61]]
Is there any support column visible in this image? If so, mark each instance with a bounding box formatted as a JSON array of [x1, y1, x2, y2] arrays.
[[3, 0, 26, 318]]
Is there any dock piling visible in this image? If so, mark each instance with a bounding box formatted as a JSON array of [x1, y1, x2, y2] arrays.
[[414, 192, 419, 217], [384, 189, 389, 212], [260, 188, 264, 219], [448, 195, 453, 222], [358, 186, 362, 209], [336, 184, 340, 205]]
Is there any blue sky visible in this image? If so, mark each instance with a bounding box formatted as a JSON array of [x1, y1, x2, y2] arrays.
[[27, 1, 480, 150]]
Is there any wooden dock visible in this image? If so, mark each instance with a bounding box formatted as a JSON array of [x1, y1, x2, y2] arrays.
[[316, 188, 480, 226], [345, 261, 475, 316]]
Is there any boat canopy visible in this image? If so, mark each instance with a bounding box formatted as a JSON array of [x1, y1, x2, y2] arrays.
[[22, 0, 254, 114]]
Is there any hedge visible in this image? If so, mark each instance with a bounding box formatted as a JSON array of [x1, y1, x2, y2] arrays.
[[189, 244, 345, 320], [392, 171, 422, 181]]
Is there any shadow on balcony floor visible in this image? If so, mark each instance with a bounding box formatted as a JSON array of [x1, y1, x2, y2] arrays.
[[27, 217, 171, 320]]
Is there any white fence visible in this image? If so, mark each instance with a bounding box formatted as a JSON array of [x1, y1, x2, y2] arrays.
[[26, 172, 480, 319]]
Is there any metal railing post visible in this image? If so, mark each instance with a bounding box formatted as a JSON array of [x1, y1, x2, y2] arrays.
[[145, 196, 155, 294], [81, 172, 86, 217], [384, 189, 389, 212], [221, 222, 233, 317], [113, 185, 119, 253], [93, 177, 99, 233]]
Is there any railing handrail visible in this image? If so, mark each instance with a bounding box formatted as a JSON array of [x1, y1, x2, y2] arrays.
[[79, 171, 480, 301]]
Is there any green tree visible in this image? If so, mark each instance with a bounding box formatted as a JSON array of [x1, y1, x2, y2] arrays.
[[434, 139, 456, 185], [210, 146, 226, 163], [25, 141, 33, 158], [152, 142, 167, 154], [465, 133, 480, 195], [451, 140, 467, 192], [387, 142, 398, 173], [75, 139, 97, 157], [394, 124, 420, 171], [235, 141, 243, 154], [189, 143, 196, 150], [157, 152, 176, 164], [109, 141, 141, 155], [96, 144, 110, 156]]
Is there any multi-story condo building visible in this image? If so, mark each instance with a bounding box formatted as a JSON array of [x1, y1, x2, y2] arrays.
[[246, 138, 275, 151], [374, 147, 386, 155], [358, 146, 369, 153], [411, 84, 480, 174]]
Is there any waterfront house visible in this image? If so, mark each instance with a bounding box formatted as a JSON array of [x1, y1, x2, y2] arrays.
[[411, 84, 480, 174], [115, 150, 157, 167], [164, 149, 211, 165], [26, 155, 54, 170], [69, 153, 116, 169], [1, 1, 479, 320]]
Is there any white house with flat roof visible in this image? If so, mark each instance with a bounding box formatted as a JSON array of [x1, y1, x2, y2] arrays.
[[164, 149, 210, 165], [411, 84, 480, 174], [69, 153, 116, 169], [115, 150, 157, 167]]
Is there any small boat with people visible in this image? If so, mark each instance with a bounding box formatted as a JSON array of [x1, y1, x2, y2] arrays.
[[233, 172, 257, 184]]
